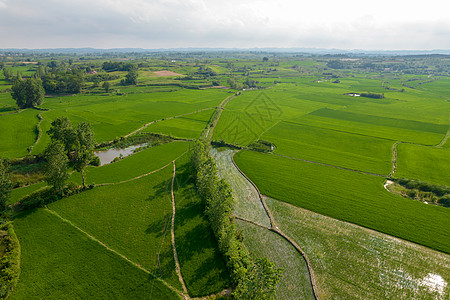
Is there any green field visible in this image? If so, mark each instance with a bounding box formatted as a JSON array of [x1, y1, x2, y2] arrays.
[[266, 197, 450, 299], [234, 150, 450, 254], [262, 121, 393, 174], [396, 143, 450, 186], [38, 89, 231, 144], [3, 55, 450, 299], [142, 109, 213, 139], [50, 166, 182, 288], [70, 141, 189, 185], [12, 208, 180, 299], [0, 110, 39, 158], [173, 155, 230, 296]]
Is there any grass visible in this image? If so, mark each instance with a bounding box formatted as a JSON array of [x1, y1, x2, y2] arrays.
[[8, 182, 47, 205], [236, 220, 315, 300], [262, 121, 393, 174], [173, 155, 231, 296], [396, 144, 450, 186], [142, 109, 214, 139], [69, 141, 189, 185], [210, 148, 271, 228], [0, 109, 39, 158], [11, 208, 180, 299], [49, 166, 182, 289], [39, 89, 232, 143], [294, 108, 446, 145], [266, 197, 450, 300], [234, 150, 450, 254]]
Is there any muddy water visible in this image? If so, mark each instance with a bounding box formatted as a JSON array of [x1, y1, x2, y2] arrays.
[[94, 144, 147, 166]]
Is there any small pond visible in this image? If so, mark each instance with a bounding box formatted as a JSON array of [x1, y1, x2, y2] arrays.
[[94, 144, 147, 166]]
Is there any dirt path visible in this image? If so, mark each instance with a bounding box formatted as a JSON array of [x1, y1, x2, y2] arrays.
[[44, 207, 184, 297], [27, 113, 43, 154], [228, 150, 320, 300], [170, 161, 189, 299], [390, 141, 401, 177]]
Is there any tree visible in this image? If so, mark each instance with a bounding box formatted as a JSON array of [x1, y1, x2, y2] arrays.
[[73, 122, 96, 187], [47, 117, 76, 155], [11, 78, 45, 108], [2, 69, 14, 82], [43, 142, 69, 193], [262, 57, 269, 62], [0, 158, 12, 212], [233, 258, 283, 300], [102, 81, 111, 93], [124, 69, 138, 85]]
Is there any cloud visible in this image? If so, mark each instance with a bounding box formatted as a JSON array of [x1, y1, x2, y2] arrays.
[[1, 0, 450, 49]]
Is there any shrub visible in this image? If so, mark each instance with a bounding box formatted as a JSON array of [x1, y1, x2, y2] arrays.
[[0, 222, 20, 298]]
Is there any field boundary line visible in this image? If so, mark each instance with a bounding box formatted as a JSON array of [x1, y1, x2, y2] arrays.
[[283, 120, 402, 143], [43, 207, 184, 297], [256, 120, 281, 140], [170, 161, 190, 299], [231, 150, 321, 300], [272, 153, 387, 178], [96, 149, 190, 186], [435, 116, 450, 147]]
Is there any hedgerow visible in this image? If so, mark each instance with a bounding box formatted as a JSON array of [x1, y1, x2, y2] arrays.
[[191, 140, 281, 298], [0, 222, 20, 298]]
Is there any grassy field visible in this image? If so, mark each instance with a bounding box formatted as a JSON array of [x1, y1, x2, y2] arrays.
[[38, 89, 232, 144], [12, 208, 180, 299], [8, 182, 47, 205], [396, 143, 450, 186], [69, 142, 189, 185], [266, 197, 450, 299], [173, 155, 230, 296], [294, 108, 446, 145], [0, 109, 39, 158], [142, 109, 213, 139], [236, 220, 315, 300], [262, 121, 393, 174], [234, 150, 450, 254], [50, 166, 182, 288]]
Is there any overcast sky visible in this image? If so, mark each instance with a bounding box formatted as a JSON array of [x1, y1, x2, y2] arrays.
[[1, 0, 450, 50]]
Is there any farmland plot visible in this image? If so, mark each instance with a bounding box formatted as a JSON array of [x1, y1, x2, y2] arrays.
[[262, 121, 393, 175], [266, 198, 450, 300], [12, 209, 180, 299], [234, 150, 450, 254], [396, 143, 450, 186]]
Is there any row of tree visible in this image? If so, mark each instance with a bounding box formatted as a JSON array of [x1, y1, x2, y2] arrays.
[[191, 140, 282, 299]]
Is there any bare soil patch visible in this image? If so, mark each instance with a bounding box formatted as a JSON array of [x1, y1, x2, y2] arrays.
[[153, 70, 184, 77]]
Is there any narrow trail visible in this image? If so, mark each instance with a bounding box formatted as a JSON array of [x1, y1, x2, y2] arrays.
[[272, 153, 387, 178], [27, 113, 43, 154], [435, 116, 450, 147], [44, 207, 184, 298], [390, 141, 401, 177], [170, 161, 190, 299], [230, 151, 321, 300]]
